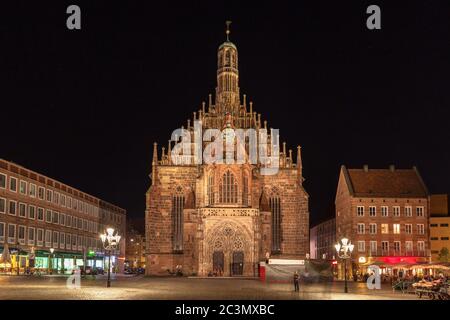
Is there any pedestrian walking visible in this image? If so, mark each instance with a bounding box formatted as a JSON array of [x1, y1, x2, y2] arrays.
[[293, 271, 300, 292]]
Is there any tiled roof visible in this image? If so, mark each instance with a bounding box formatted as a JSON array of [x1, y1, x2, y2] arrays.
[[343, 166, 428, 198]]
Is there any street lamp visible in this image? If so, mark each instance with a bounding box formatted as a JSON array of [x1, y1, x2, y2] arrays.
[[49, 248, 55, 274], [335, 238, 354, 293], [16, 241, 21, 276], [100, 228, 121, 288]]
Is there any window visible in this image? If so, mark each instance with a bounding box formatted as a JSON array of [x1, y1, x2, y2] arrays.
[[29, 183, 36, 197], [357, 206, 364, 217], [393, 224, 400, 234], [431, 237, 438, 240], [417, 224, 425, 235], [242, 174, 249, 206], [381, 241, 389, 254], [369, 206, 376, 217], [53, 192, 59, 205], [381, 223, 389, 234], [45, 210, 52, 223], [8, 200, 17, 216], [357, 223, 365, 234], [61, 194, 66, 207], [28, 227, 35, 245], [46, 189, 52, 202], [28, 205, 36, 220], [60, 213, 65, 226], [60, 232, 65, 249], [9, 177, 17, 192], [405, 224, 412, 234], [405, 206, 412, 217], [52, 211, 59, 224], [45, 230, 52, 247], [416, 206, 424, 217], [67, 196, 72, 208], [441, 237, 450, 241], [380, 206, 388, 217], [72, 234, 77, 250], [66, 234, 71, 250], [441, 223, 449, 227], [37, 207, 44, 221], [219, 171, 238, 204], [19, 180, 27, 195], [370, 241, 377, 255], [0, 222, 5, 242], [394, 241, 401, 255], [0, 198, 5, 214], [19, 203, 26, 218], [417, 241, 425, 254], [357, 241, 365, 252], [77, 217, 82, 229], [53, 231, 59, 248], [8, 224, 16, 244], [73, 199, 78, 210], [77, 235, 82, 250], [37, 228, 44, 247], [0, 173, 6, 189], [172, 192, 184, 252], [369, 223, 377, 234], [66, 215, 71, 228], [38, 187, 45, 200], [430, 224, 438, 227], [73, 217, 77, 229], [270, 196, 282, 253], [393, 206, 400, 217], [405, 241, 413, 254]]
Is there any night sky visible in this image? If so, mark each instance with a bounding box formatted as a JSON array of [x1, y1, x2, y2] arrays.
[[1, 1, 449, 227]]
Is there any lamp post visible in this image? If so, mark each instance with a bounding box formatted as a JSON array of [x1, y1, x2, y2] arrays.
[[335, 238, 354, 293], [100, 228, 121, 288], [16, 241, 21, 276], [49, 248, 55, 274]]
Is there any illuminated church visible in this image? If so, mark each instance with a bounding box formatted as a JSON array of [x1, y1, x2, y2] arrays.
[[145, 24, 309, 276]]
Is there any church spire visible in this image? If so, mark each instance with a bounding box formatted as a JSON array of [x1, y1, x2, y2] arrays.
[[151, 142, 158, 186], [297, 146, 303, 184], [216, 21, 240, 115]]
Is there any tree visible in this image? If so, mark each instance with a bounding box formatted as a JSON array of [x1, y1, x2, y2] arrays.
[[438, 247, 449, 262]]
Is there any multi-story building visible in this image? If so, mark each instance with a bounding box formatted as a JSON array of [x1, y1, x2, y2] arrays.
[[310, 218, 336, 260], [430, 194, 450, 262], [0, 159, 126, 274], [335, 165, 430, 278], [146, 26, 309, 277]]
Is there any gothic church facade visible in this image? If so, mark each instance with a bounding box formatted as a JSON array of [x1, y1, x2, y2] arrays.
[[145, 28, 309, 276]]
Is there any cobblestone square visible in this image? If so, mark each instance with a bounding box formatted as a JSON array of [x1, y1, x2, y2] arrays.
[[0, 275, 421, 300]]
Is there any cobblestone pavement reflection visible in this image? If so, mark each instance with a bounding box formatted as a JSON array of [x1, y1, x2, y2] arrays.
[[0, 275, 420, 300]]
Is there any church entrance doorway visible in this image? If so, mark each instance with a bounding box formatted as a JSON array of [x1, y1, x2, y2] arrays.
[[232, 251, 244, 276], [212, 251, 224, 276]]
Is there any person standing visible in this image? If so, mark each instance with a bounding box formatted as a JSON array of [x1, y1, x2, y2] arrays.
[[294, 271, 300, 292]]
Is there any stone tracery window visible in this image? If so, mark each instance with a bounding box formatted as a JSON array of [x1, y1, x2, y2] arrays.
[[242, 173, 249, 206], [219, 170, 238, 204], [270, 196, 281, 254], [172, 187, 184, 252], [207, 173, 214, 206]]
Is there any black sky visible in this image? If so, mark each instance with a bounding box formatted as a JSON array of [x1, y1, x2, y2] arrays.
[[1, 0, 449, 227]]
